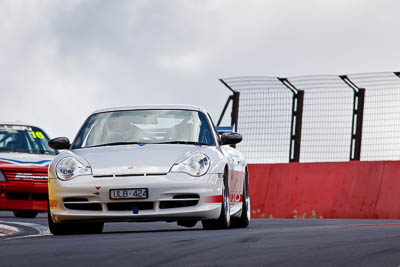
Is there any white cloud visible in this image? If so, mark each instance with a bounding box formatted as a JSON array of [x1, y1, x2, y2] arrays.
[[0, 0, 399, 140], [158, 50, 208, 73]]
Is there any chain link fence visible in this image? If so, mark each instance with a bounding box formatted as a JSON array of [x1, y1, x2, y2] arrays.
[[219, 72, 400, 164], [289, 75, 353, 162], [221, 77, 293, 163], [348, 72, 400, 161]]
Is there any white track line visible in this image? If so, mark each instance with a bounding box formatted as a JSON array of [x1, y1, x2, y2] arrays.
[[0, 224, 20, 236], [0, 220, 50, 240]]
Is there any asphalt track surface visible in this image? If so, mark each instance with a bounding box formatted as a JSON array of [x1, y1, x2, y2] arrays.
[[1, 211, 400, 267]]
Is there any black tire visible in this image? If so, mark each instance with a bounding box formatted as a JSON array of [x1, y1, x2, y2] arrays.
[[202, 169, 230, 230], [48, 207, 104, 235], [47, 207, 75, 235], [231, 170, 250, 228], [13, 210, 38, 218]]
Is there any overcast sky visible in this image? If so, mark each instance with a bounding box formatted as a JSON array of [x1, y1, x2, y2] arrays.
[[1, 0, 399, 139]]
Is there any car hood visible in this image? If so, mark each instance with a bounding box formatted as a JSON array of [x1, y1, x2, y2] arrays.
[[73, 144, 203, 176], [0, 152, 54, 171]]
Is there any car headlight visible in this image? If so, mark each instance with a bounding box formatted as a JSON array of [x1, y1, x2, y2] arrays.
[[170, 153, 210, 177], [56, 157, 92, 181]]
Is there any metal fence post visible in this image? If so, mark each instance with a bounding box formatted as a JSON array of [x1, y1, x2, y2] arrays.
[[339, 75, 365, 161], [217, 95, 233, 126], [231, 91, 240, 132], [293, 90, 304, 162], [218, 79, 240, 131], [278, 78, 304, 162], [353, 89, 365, 160]]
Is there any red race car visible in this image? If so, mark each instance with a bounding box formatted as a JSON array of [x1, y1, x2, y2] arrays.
[[0, 123, 57, 218]]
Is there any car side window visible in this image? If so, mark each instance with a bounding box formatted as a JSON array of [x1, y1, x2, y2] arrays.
[[198, 113, 215, 145]]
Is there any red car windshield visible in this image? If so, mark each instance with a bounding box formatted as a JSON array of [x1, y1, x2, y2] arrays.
[[0, 125, 57, 155]]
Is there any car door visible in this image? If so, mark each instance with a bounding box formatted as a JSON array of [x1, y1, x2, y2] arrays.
[[205, 113, 246, 213], [220, 144, 246, 214]]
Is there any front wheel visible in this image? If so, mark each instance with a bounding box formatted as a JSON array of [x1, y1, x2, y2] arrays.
[[47, 206, 76, 235], [47, 204, 104, 235], [231, 170, 250, 228], [202, 169, 230, 230]]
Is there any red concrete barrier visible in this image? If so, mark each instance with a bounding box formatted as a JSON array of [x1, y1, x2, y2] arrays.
[[248, 161, 400, 219]]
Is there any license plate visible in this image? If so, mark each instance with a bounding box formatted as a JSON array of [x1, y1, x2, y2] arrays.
[[109, 188, 148, 200]]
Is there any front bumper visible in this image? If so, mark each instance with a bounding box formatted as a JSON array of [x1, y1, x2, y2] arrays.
[[0, 181, 48, 211], [49, 173, 223, 223]]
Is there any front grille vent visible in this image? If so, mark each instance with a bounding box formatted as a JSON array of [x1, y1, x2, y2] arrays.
[[7, 192, 48, 200], [63, 197, 88, 202], [146, 173, 168, 176], [3, 170, 48, 182], [173, 194, 200, 199], [159, 200, 199, 209], [94, 173, 167, 178], [115, 174, 144, 177], [93, 175, 113, 178], [159, 194, 200, 209], [64, 203, 102, 211], [63, 197, 102, 211]]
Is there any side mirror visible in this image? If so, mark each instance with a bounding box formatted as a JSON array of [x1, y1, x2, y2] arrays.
[[220, 132, 242, 145], [48, 137, 71, 150]]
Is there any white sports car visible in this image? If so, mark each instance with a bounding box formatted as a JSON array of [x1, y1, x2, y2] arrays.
[[47, 105, 249, 235]]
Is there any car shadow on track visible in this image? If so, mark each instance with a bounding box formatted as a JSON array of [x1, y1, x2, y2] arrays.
[[101, 228, 203, 235]]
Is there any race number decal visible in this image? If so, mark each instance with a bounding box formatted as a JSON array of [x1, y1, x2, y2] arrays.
[[29, 131, 45, 139]]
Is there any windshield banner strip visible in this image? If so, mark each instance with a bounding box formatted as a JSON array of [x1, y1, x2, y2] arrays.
[[0, 158, 51, 166]]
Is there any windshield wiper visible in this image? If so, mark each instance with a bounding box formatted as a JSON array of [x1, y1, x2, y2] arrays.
[[154, 141, 210, 146], [86, 142, 147, 148]]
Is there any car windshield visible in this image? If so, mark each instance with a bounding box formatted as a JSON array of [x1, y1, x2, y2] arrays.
[[0, 125, 58, 155], [72, 109, 216, 149]]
